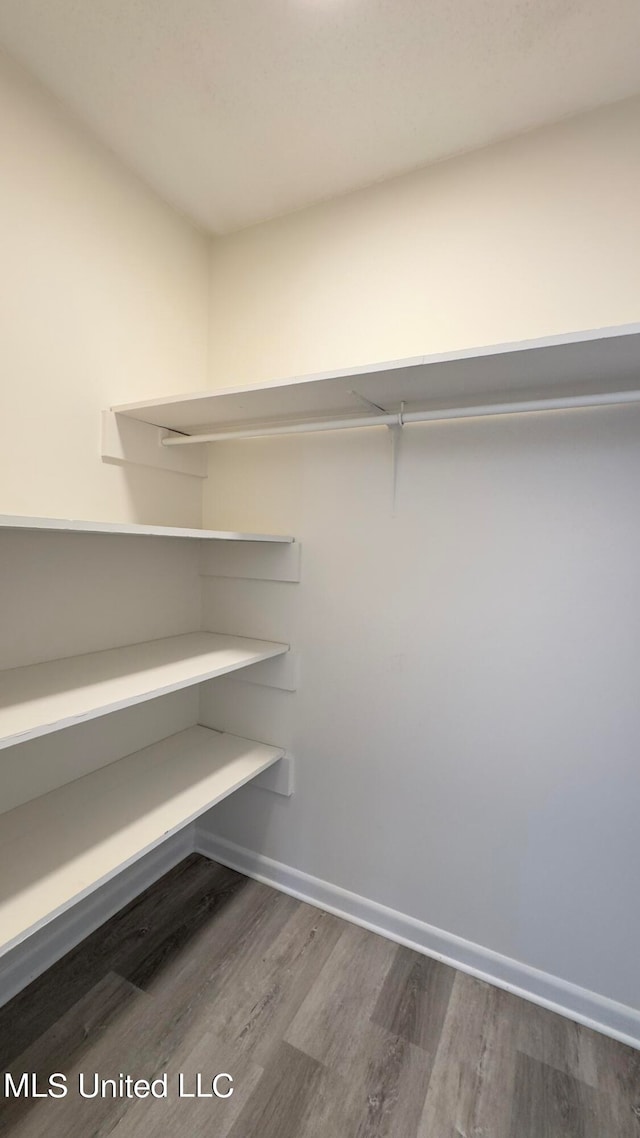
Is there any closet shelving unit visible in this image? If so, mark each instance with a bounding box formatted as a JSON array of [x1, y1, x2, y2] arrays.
[[0, 517, 293, 958], [110, 324, 640, 444], [4, 323, 638, 969]]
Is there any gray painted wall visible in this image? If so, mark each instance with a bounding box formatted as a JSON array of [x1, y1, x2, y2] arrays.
[[199, 404, 640, 1011]]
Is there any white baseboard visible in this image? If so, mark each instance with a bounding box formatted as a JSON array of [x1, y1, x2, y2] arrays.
[[0, 827, 194, 1008], [195, 830, 640, 1052]]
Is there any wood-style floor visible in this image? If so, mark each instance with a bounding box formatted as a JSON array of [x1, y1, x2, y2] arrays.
[[0, 855, 638, 1136]]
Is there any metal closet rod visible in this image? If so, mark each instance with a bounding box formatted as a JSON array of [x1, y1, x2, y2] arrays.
[[161, 388, 640, 446]]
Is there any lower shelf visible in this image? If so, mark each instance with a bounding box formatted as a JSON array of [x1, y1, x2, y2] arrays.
[[0, 725, 283, 958]]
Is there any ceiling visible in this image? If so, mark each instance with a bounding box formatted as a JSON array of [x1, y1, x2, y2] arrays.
[[1, 0, 639, 235]]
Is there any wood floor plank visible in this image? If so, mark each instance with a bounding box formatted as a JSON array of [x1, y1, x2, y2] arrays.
[[230, 1030, 431, 1138], [285, 926, 434, 1136], [340, 1023, 433, 1138], [513, 995, 601, 1087], [417, 972, 518, 1138], [371, 945, 455, 1053], [285, 922, 397, 1071], [226, 1042, 338, 1138], [589, 1032, 640, 1137], [511, 989, 640, 1134], [196, 900, 344, 1068], [119, 860, 250, 991], [0, 972, 142, 1136], [107, 1026, 264, 1138], [122, 878, 300, 1022], [510, 1051, 600, 1138], [0, 854, 233, 1067], [1, 983, 153, 1138]]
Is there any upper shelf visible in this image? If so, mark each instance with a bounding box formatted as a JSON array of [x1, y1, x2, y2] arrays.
[[111, 324, 640, 437], [0, 632, 288, 751], [0, 515, 293, 543]]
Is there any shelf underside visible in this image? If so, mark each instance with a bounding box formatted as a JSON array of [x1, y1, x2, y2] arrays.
[[111, 325, 640, 435], [0, 632, 288, 750], [0, 515, 293, 543], [0, 726, 283, 956]]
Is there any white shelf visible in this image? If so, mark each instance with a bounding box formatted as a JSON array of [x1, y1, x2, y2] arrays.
[[0, 514, 293, 543], [111, 324, 640, 436], [0, 632, 288, 751], [0, 726, 283, 956]]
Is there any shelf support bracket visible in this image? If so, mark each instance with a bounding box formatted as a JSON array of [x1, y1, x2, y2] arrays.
[[252, 753, 295, 797], [387, 402, 405, 517], [348, 389, 390, 416], [101, 411, 207, 478]]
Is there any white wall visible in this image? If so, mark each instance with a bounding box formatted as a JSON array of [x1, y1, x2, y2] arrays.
[[207, 95, 640, 384], [0, 49, 210, 526], [200, 97, 640, 1015]]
